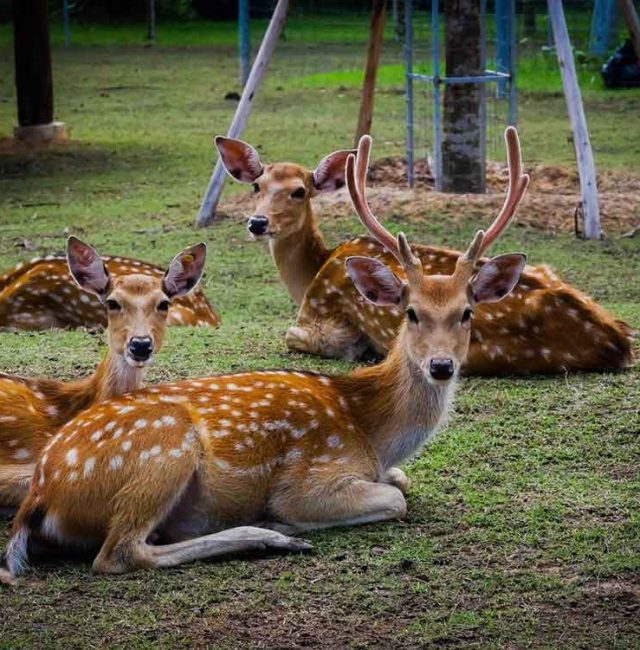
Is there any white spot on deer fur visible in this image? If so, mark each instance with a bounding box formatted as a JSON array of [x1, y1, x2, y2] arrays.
[[168, 448, 182, 458], [139, 450, 150, 464], [109, 455, 124, 470], [66, 448, 78, 466], [315, 455, 331, 463], [162, 415, 176, 426], [327, 435, 341, 448], [90, 429, 103, 442], [105, 421, 116, 432], [326, 407, 335, 418], [318, 376, 331, 386], [0, 415, 17, 423], [121, 440, 132, 452], [84, 457, 96, 478], [135, 418, 148, 429], [118, 406, 135, 415], [68, 471, 78, 482], [214, 459, 230, 470]]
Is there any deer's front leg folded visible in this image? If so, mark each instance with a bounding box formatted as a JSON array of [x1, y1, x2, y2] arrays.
[[380, 467, 411, 495]]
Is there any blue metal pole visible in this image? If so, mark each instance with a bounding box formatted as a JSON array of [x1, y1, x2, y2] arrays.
[[62, 0, 71, 47], [432, 0, 441, 191], [508, 0, 517, 125], [495, 0, 509, 97], [239, 0, 251, 87], [589, 0, 618, 55], [404, 0, 414, 188]]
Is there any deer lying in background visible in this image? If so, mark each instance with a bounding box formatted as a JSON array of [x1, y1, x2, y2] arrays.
[[216, 131, 633, 375], [1, 135, 526, 581], [0, 237, 207, 508], [0, 250, 218, 331]]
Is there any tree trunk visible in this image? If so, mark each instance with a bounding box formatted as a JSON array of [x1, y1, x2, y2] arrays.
[[13, 0, 54, 127], [441, 0, 485, 194]]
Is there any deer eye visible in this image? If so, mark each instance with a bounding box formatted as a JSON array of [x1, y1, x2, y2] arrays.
[[157, 300, 170, 312], [252, 183, 260, 194], [106, 299, 121, 312], [290, 187, 306, 199], [461, 307, 473, 323], [406, 307, 418, 324]]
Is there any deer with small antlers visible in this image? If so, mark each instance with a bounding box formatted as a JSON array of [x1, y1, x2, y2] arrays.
[[216, 130, 633, 374], [0, 237, 207, 508], [0, 250, 218, 331], [1, 136, 526, 581]]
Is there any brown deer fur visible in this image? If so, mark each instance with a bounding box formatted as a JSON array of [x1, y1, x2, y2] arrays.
[[1, 135, 525, 580], [0, 238, 208, 508], [216, 136, 633, 375]]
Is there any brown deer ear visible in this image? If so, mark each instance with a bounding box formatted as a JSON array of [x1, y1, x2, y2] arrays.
[[345, 256, 407, 306], [162, 243, 207, 298], [312, 149, 356, 194], [66, 236, 111, 300], [469, 253, 526, 304], [214, 136, 264, 183]]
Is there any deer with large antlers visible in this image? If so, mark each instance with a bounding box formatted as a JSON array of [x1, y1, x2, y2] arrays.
[[0, 237, 207, 508], [0, 250, 218, 331], [216, 130, 633, 374], [1, 137, 526, 581]]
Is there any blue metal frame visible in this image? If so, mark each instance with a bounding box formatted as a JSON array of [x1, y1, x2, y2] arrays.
[[404, 0, 517, 189], [589, 0, 618, 56]]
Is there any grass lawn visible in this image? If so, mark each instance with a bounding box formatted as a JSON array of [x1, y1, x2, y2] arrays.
[[0, 16, 639, 649]]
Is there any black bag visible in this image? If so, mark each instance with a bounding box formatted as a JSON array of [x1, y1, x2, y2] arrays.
[[602, 39, 640, 88]]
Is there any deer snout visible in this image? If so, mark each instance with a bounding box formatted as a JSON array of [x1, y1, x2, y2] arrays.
[[429, 358, 454, 381], [127, 336, 154, 362], [247, 215, 269, 236]]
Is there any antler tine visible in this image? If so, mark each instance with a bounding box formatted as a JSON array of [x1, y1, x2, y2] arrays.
[[476, 126, 530, 259], [346, 136, 401, 260]]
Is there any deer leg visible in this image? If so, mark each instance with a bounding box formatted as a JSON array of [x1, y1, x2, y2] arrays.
[[270, 479, 406, 534], [380, 467, 411, 495], [286, 320, 369, 362]]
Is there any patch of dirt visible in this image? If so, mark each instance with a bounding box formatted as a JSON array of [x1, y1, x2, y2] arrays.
[[220, 158, 640, 236]]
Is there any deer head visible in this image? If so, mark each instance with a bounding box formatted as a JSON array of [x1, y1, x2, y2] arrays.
[[345, 128, 529, 384], [66, 237, 207, 368], [215, 136, 355, 240]]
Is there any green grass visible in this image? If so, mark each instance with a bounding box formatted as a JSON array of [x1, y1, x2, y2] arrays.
[[0, 16, 639, 649]]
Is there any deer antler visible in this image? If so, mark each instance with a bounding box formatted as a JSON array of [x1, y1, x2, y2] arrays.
[[347, 135, 422, 280], [462, 126, 530, 266]]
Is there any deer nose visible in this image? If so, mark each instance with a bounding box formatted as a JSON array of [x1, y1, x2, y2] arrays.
[[247, 215, 269, 235], [128, 336, 153, 361], [429, 358, 454, 381]]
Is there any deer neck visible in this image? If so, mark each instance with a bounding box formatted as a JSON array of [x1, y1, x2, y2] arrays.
[[55, 352, 146, 415], [340, 334, 457, 471], [269, 204, 330, 304]]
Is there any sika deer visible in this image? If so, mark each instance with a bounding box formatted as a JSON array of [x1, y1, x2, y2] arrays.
[[0, 251, 218, 331], [1, 137, 524, 580], [0, 237, 207, 507], [217, 131, 633, 374]]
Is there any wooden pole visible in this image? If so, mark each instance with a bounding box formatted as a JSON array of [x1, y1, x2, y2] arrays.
[[13, 0, 54, 127], [617, 0, 640, 61], [548, 0, 601, 239], [148, 0, 156, 43], [354, 0, 386, 146], [196, 0, 289, 227]]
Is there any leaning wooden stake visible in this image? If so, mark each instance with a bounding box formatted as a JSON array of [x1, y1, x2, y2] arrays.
[[196, 0, 289, 227], [618, 0, 640, 61], [548, 0, 601, 239], [354, 0, 386, 146]]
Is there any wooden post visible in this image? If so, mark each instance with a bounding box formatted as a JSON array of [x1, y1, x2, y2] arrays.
[[354, 0, 386, 146], [618, 0, 640, 61], [441, 0, 485, 194], [196, 0, 289, 227], [13, 0, 66, 142], [548, 0, 601, 239], [148, 0, 156, 43]]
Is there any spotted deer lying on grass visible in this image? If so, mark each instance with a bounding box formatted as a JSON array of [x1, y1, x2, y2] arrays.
[[216, 130, 633, 374], [0, 136, 526, 581], [0, 237, 207, 508], [0, 249, 218, 331]]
